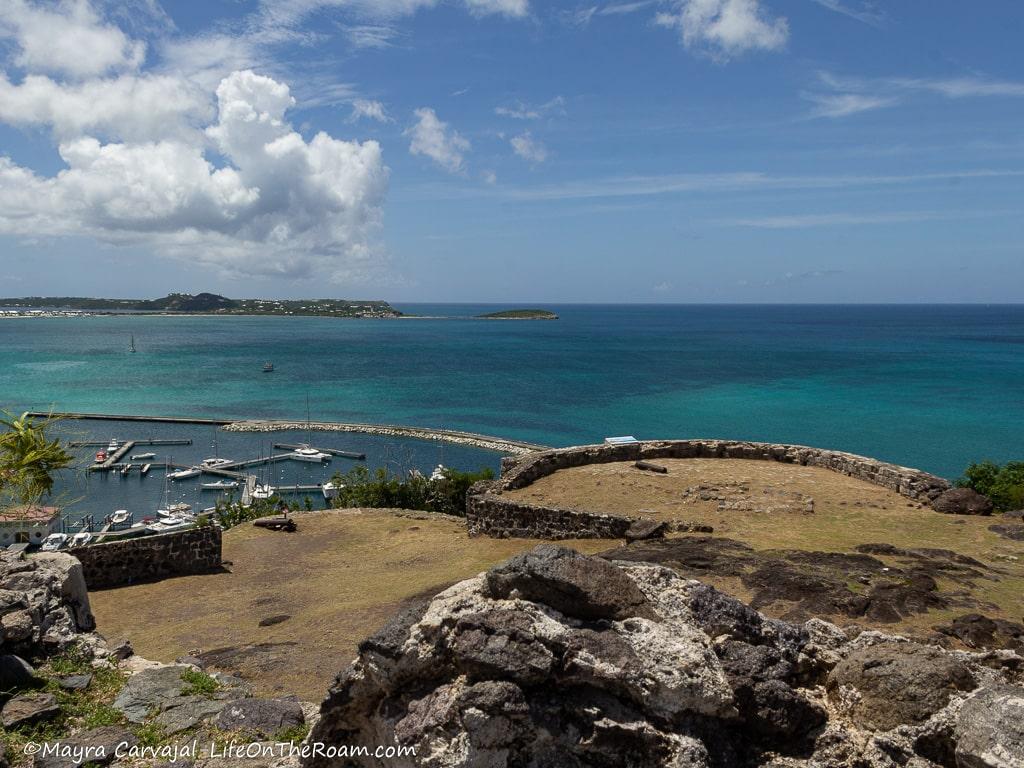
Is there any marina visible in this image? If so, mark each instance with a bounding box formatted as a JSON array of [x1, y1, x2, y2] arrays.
[[44, 416, 505, 536]]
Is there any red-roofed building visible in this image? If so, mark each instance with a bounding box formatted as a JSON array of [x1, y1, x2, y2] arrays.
[[0, 505, 61, 546]]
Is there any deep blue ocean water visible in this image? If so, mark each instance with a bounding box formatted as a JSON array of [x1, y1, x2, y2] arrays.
[[2, 304, 1022, 486]]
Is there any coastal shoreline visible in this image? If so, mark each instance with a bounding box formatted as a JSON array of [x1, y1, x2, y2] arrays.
[[29, 411, 549, 455]]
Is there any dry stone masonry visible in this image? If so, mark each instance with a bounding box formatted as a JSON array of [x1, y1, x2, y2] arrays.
[[70, 525, 222, 589], [467, 440, 952, 540]]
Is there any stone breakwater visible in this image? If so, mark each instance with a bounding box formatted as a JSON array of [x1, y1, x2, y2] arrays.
[[304, 545, 1024, 768], [223, 420, 547, 456], [70, 526, 222, 589], [467, 440, 952, 540]]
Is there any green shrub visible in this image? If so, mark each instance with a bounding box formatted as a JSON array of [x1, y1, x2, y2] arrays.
[[329, 465, 494, 517], [957, 460, 1024, 512]]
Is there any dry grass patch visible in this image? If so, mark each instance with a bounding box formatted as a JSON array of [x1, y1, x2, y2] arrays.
[[88, 509, 607, 700]]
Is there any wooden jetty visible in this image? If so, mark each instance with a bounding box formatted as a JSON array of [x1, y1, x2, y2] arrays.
[[90, 441, 135, 471], [274, 443, 366, 460]]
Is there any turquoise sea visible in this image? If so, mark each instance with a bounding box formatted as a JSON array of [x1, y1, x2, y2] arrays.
[[2, 304, 1023, 482]]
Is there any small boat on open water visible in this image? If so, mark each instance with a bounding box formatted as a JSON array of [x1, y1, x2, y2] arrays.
[[132, 452, 156, 460]]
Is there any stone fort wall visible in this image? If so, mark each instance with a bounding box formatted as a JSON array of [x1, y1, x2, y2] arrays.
[[467, 439, 951, 540], [70, 525, 222, 588]]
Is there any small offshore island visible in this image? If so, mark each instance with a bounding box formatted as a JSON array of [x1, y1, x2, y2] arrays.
[[477, 308, 559, 320]]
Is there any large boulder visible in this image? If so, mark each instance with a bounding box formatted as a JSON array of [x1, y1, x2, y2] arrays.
[[826, 642, 977, 730], [484, 544, 656, 621], [954, 685, 1024, 767], [303, 547, 1024, 768], [932, 488, 994, 516]]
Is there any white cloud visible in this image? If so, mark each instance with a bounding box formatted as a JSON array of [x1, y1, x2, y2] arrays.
[[406, 108, 470, 174], [510, 132, 548, 163], [494, 95, 565, 120], [803, 91, 895, 119], [463, 0, 529, 17], [809, 0, 884, 27], [0, 0, 146, 78], [805, 71, 1024, 119], [0, 73, 211, 141], [0, 68, 388, 281], [350, 99, 391, 122], [655, 0, 788, 58], [890, 77, 1024, 99]]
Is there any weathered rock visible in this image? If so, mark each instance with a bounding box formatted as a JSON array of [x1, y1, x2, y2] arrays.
[[484, 544, 655, 621], [988, 523, 1024, 541], [112, 664, 190, 722], [1, 609, 34, 642], [215, 697, 304, 737], [108, 639, 134, 661], [303, 547, 1022, 768], [623, 518, 667, 542], [934, 613, 1024, 651], [2, 691, 60, 728], [826, 642, 977, 730], [30, 553, 94, 631], [154, 695, 230, 734], [954, 684, 1024, 768], [932, 487, 994, 516], [57, 674, 93, 691], [0, 654, 41, 691], [33, 726, 138, 768]]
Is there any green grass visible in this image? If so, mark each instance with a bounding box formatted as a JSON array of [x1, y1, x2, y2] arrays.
[[179, 668, 219, 697]]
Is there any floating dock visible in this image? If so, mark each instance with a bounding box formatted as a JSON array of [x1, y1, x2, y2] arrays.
[[70, 438, 192, 448]]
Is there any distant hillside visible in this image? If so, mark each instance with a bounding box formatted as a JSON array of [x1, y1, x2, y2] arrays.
[[0, 293, 402, 318], [477, 309, 559, 320]]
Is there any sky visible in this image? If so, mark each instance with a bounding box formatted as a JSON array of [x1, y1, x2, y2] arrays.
[[0, 0, 1022, 303]]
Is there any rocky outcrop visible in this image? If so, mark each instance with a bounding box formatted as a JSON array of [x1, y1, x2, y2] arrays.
[[0, 549, 94, 656], [305, 545, 1024, 768], [932, 488, 994, 516]]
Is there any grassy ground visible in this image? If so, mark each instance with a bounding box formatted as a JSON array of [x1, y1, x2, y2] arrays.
[[504, 458, 1024, 632], [88, 510, 607, 701]]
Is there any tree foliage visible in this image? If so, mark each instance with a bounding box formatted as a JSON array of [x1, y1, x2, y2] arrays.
[[957, 460, 1024, 513], [329, 465, 495, 517], [0, 410, 74, 506]]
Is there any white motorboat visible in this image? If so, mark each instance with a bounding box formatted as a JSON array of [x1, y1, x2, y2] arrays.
[[107, 439, 120, 452], [168, 467, 200, 480], [291, 445, 330, 462], [202, 480, 239, 491], [121, 463, 132, 476], [40, 533, 69, 551], [251, 484, 275, 500], [322, 481, 343, 500], [166, 503, 193, 517], [430, 464, 448, 481], [200, 457, 234, 469], [148, 516, 193, 533], [131, 452, 156, 460], [141, 463, 151, 476], [109, 509, 130, 525], [69, 531, 92, 548]]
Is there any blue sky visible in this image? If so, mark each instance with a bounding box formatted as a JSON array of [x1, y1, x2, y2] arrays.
[[0, 0, 1022, 302]]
